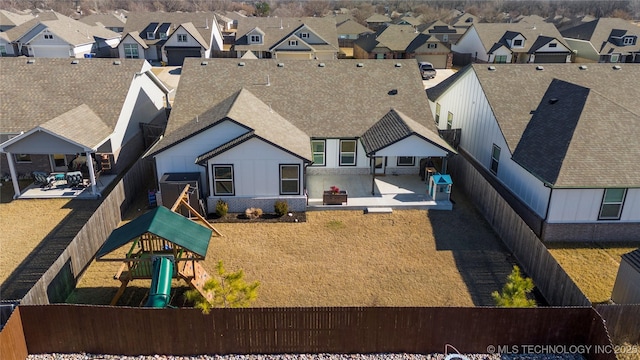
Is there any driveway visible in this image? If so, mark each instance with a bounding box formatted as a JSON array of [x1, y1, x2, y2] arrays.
[[423, 68, 457, 90]]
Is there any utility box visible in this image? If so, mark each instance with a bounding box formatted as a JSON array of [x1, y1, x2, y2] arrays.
[[159, 172, 203, 216], [428, 174, 453, 201]]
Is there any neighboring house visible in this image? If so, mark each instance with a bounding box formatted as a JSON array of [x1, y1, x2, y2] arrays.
[[450, 12, 479, 30], [3, 11, 120, 58], [0, 32, 12, 56], [392, 15, 422, 28], [0, 9, 34, 32], [561, 17, 640, 63], [146, 59, 455, 214], [335, 18, 373, 42], [418, 20, 465, 46], [427, 63, 640, 241], [78, 12, 127, 33], [0, 58, 170, 198], [365, 13, 392, 31], [233, 17, 338, 60], [118, 12, 223, 65], [354, 24, 452, 68], [452, 22, 572, 64]]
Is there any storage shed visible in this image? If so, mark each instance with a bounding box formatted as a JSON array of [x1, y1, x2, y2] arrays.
[[611, 248, 640, 304]]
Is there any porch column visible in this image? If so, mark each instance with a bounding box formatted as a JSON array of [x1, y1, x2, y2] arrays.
[[5, 152, 21, 199], [370, 154, 376, 195], [442, 156, 448, 174], [85, 151, 97, 196]]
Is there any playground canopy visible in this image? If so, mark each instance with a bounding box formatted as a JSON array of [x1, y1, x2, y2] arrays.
[[96, 206, 213, 259]]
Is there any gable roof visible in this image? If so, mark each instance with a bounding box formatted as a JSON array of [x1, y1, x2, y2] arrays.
[[40, 104, 112, 149], [123, 31, 149, 48], [444, 64, 640, 188], [234, 17, 338, 52], [560, 17, 640, 54], [366, 14, 392, 24], [470, 21, 569, 54], [0, 9, 34, 28], [5, 11, 119, 45], [175, 22, 210, 49], [121, 12, 218, 47], [96, 206, 213, 259], [336, 18, 372, 36], [78, 13, 126, 29], [355, 24, 425, 52], [360, 109, 455, 155], [451, 13, 479, 28], [154, 59, 441, 152], [0, 58, 153, 136]]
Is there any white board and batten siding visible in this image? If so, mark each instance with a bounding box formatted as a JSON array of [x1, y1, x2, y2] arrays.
[[451, 26, 489, 62], [118, 36, 145, 59], [547, 188, 640, 223], [307, 139, 370, 174], [430, 70, 550, 217], [164, 28, 203, 49], [154, 121, 248, 184]]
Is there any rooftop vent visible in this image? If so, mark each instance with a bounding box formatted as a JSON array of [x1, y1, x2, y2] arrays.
[[318, 63, 325, 67], [388, 89, 398, 95], [579, 65, 587, 70], [536, 65, 544, 71], [395, 63, 402, 67], [549, 98, 559, 105], [488, 65, 496, 71], [238, 62, 245, 67], [277, 63, 284, 67], [71, 60, 79, 64], [201, 61, 208, 66], [113, 60, 121, 65], [612, 65, 621, 70], [356, 63, 364, 67], [26, 59, 35, 64]]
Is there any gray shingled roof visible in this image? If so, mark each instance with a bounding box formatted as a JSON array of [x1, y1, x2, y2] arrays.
[[336, 19, 372, 36], [0, 58, 148, 135], [560, 17, 640, 55], [470, 21, 569, 54], [153, 59, 441, 156], [234, 17, 338, 52], [121, 12, 218, 47], [436, 63, 640, 188], [0, 9, 33, 28], [40, 104, 112, 149], [78, 13, 126, 28], [366, 14, 392, 24], [124, 31, 149, 49], [5, 11, 119, 45], [360, 109, 455, 155]]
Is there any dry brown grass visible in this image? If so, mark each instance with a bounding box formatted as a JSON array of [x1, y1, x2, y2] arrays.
[[547, 242, 638, 304], [72, 192, 517, 308]]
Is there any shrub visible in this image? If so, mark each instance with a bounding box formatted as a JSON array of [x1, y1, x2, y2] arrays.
[[245, 207, 263, 219], [274, 200, 288, 217], [215, 199, 228, 217]]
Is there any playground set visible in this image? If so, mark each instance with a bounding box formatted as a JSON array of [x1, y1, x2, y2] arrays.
[[96, 185, 222, 307]]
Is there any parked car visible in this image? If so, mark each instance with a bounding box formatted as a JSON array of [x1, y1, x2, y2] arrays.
[[419, 62, 437, 80]]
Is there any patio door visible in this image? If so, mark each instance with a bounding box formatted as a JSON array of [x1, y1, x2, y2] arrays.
[[51, 154, 68, 172], [373, 156, 386, 175]]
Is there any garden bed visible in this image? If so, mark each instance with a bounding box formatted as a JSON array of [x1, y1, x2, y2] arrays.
[[209, 211, 306, 223]]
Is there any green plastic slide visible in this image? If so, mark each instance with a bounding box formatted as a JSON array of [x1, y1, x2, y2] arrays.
[[145, 256, 174, 308]]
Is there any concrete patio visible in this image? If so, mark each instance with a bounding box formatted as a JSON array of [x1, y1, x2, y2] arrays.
[[306, 174, 453, 210], [17, 173, 118, 199]]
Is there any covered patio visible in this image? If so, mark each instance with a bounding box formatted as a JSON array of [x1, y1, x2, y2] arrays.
[[17, 173, 117, 199], [306, 174, 452, 210]]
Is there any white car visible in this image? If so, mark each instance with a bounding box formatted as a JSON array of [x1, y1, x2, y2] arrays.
[[419, 62, 437, 80]]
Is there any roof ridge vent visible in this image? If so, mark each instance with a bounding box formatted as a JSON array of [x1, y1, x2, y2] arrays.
[[238, 61, 245, 66], [318, 62, 325, 67], [277, 63, 284, 67], [356, 63, 364, 67], [612, 65, 621, 70], [487, 65, 496, 71], [71, 60, 79, 64], [113, 60, 121, 65], [201, 61, 208, 65], [535, 65, 544, 71], [26, 59, 35, 64], [579, 65, 587, 70], [395, 63, 402, 67]]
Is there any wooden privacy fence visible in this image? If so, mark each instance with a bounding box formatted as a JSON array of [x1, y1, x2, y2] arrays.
[[448, 153, 591, 307], [19, 157, 154, 305], [595, 304, 640, 344], [5, 305, 613, 360]]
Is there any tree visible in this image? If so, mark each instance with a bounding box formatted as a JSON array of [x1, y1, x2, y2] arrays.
[[184, 260, 260, 314], [254, 1, 270, 17], [492, 265, 536, 307]]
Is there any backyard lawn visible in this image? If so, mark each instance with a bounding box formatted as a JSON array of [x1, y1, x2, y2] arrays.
[[547, 242, 638, 304], [70, 191, 518, 307]]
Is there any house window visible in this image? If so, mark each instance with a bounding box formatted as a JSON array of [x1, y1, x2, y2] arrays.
[[447, 112, 453, 130], [212, 165, 234, 195], [300, 33, 309, 38], [397, 157, 415, 166], [623, 37, 635, 45], [435, 103, 441, 125], [289, 40, 298, 46], [0, 45, 6, 56], [147, 32, 155, 40], [44, 34, 53, 40], [442, 34, 449, 42], [311, 140, 325, 166], [177, 34, 188, 42], [513, 39, 523, 47], [123, 43, 138, 58], [159, 32, 167, 40], [428, 43, 437, 49], [490, 144, 500, 175], [599, 189, 626, 220], [280, 164, 300, 195], [14, 154, 31, 163], [548, 43, 557, 48], [250, 35, 261, 43], [610, 54, 619, 63], [339, 139, 357, 166], [494, 55, 507, 63]]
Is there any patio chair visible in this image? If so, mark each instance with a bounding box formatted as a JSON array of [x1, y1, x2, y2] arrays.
[[65, 171, 83, 188], [32, 171, 52, 189]]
